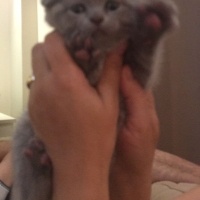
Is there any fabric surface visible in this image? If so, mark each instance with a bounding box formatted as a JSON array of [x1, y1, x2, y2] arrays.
[[0, 184, 9, 200], [151, 181, 199, 200]]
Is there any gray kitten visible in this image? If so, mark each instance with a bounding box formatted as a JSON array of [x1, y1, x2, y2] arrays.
[[10, 0, 178, 199]]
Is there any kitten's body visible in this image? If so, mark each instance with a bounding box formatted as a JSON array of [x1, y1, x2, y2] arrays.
[[11, 0, 178, 199]]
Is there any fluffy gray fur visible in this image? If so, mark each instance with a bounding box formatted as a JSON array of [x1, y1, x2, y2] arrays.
[[10, 0, 178, 199]]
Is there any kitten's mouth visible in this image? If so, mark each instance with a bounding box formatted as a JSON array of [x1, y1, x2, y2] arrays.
[[70, 26, 108, 62], [92, 26, 108, 37], [73, 37, 101, 62]]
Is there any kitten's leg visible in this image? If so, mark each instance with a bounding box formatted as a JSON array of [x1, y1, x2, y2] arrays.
[[126, 1, 179, 88], [24, 138, 52, 171], [10, 112, 52, 200], [18, 137, 52, 200]]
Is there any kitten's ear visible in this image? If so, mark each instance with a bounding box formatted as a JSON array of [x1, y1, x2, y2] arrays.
[[41, 0, 58, 8]]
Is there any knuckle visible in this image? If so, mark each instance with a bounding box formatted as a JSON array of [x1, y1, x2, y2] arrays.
[[44, 32, 54, 43], [32, 43, 43, 56], [45, 31, 61, 45], [52, 73, 75, 92]]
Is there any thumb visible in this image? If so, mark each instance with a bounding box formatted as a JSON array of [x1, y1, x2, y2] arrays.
[[121, 66, 157, 122], [121, 66, 149, 117], [98, 41, 127, 104]]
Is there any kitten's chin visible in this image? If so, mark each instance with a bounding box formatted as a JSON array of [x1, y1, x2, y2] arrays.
[[92, 27, 108, 38]]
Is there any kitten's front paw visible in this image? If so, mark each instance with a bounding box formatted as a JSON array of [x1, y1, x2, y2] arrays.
[[24, 138, 52, 172], [148, 1, 179, 31], [136, 1, 179, 42]]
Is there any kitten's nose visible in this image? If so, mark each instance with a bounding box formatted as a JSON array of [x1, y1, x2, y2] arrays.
[[90, 16, 104, 25]]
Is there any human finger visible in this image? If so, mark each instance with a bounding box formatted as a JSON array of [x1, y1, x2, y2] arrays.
[[120, 66, 148, 113], [119, 66, 159, 147], [120, 66, 158, 112], [43, 32, 78, 74], [120, 66, 159, 126], [98, 41, 127, 104]]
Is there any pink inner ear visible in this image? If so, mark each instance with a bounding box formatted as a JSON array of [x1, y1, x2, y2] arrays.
[[145, 13, 162, 32]]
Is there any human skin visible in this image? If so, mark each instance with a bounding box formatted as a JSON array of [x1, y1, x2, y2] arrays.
[[0, 140, 13, 188], [0, 152, 13, 188], [110, 66, 159, 200], [29, 31, 159, 200], [29, 32, 126, 200]]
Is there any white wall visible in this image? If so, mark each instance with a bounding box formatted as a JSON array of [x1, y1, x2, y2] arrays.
[[0, 0, 23, 118], [11, 0, 23, 118], [0, 0, 12, 115], [37, 0, 52, 42], [20, 0, 52, 109], [21, 0, 38, 110], [0, 0, 50, 119]]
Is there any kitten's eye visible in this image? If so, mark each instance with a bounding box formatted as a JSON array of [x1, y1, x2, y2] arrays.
[[106, 1, 120, 11], [71, 4, 86, 14]]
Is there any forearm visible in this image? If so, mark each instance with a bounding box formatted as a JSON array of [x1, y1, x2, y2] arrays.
[[0, 152, 12, 187], [110, 159, 153, 200], [0, 152, 12, 200], [0, 140, 11, 163], [110, 171, 152, 200]]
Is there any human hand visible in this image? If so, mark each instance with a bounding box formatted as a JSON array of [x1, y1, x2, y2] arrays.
[[28, 32, 126, 199], [110, 66, 159, 200]]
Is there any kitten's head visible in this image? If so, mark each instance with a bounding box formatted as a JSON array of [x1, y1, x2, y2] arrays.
[[41, 0, 142, 51]]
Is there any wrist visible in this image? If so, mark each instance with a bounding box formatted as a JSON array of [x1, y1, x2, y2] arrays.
[[52, 159, 110, 200], [53, 168, 109, 200], [110, 161, 152, 200], [110, 171, 152, 200]]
